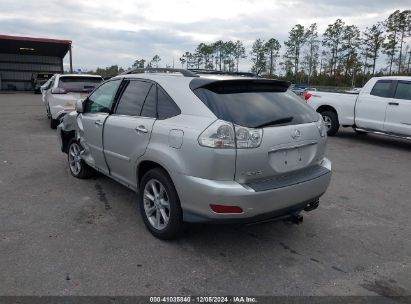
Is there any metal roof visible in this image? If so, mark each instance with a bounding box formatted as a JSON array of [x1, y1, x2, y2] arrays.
[[0, 34, 72, 58]]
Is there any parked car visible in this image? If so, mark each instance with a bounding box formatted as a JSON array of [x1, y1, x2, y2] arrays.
[[290, 84, 307, 95], [32, 72, 54, 94], [57, 69, 332, 239], [302, 87, 317, 95], [305, 76, 411, 137], [43, 74, 103, 129]]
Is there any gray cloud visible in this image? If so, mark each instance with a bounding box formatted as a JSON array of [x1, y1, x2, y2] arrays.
[[0, 0, 409, 71]]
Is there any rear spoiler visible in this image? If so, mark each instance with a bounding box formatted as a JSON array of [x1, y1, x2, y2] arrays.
[[189, 78, 291, 92]]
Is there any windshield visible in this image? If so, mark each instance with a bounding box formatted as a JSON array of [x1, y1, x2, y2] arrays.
[[33, 73, 53, 81], [58, 77, 103, 93], [193, 82, 318, 128]]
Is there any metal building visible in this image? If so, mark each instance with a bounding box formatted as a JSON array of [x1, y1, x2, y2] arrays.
[[0, 35, 72, 91]]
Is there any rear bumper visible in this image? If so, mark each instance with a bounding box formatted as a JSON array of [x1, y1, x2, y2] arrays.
[[184, 197, 320, 224], [50, 106, 75, 120], [49, 96, 76, 119], [174, 158, 332, 223]]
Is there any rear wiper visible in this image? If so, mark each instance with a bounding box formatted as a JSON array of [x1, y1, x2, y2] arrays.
[[254, 116, 294, 128]]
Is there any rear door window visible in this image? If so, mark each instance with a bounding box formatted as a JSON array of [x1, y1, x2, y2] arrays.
[[157, 87, 181, 119], [193, 81, 318, 128], [115, 80, 152, 116], [370, 80, 393, 98], [141, 85, 157, 118], [394, 81, 411, 100], [58, 76, 103, 93]]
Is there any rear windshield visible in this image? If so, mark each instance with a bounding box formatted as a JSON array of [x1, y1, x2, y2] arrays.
[[58, 77, 103, 93], [193, 81, 318, 128]]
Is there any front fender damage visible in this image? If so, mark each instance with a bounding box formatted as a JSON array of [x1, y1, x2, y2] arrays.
[[59, 113, 92, 163]]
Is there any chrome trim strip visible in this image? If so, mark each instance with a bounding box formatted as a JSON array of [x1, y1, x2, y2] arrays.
[[354, 128, 411, 140], [269, 141, 317, 152]]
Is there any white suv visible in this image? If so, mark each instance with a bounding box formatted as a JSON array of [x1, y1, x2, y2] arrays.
[[42, 74, 103, 129]]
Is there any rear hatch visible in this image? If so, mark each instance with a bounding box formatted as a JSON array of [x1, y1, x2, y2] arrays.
[[58, 76, 103, 99], [192, 79, 326, 184]]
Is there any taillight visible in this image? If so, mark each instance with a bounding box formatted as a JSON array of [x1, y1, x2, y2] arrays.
[[234, 125, 263, 148], [198, 120, 263, 149], [210, 204, 243, 214], [198, 120, 235, 148], [51, 87, 67, 94], [304, 92, 312, 101]]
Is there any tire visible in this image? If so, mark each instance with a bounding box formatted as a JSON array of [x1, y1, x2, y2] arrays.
[[321, 111, 339, 136], [50, 118, 59, 129], [139, 168, 183, 240], [67, 139, 94, 179]]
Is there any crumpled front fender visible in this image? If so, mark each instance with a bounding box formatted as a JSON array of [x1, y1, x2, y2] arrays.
[[58, 112, 95, 166], [60, 111, 80, 133]]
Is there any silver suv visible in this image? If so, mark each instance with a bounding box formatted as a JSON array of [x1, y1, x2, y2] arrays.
[[58, 69, 332, 239]]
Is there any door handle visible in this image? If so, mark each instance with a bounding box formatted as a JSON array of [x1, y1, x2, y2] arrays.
[[388, 102, 399, 106], [94, 120, 103, 126], [135, 125, 148, 133]]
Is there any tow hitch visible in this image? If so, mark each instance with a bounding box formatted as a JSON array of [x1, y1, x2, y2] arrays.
[[288, 213, 304, 224], [304, 200, 319, 212]]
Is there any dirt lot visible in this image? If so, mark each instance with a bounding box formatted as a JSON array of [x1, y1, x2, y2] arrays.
[[0, 93, 410, 297]]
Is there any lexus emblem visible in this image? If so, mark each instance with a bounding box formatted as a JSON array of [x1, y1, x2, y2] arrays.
[[291, 129, 301, 139]]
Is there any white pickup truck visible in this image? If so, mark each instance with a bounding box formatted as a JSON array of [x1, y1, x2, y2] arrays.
[[305, 76, 411, 139]]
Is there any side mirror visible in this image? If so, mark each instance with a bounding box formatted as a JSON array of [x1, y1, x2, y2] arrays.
[[75, 99, 84, 113]]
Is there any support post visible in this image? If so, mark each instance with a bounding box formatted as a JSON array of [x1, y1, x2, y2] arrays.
[[69, 44, 73, 73]]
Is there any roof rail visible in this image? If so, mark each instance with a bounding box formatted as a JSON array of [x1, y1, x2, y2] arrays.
[[188, 69, 258, 78], [119, 68, 198, 77]]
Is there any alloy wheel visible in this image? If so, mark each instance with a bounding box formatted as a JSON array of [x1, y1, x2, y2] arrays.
[[143, 179, 170, 230], [322, 115, 332, 131], [68, 142, 82, 175]]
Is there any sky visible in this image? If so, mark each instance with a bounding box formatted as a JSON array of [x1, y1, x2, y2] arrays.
[[0, 0, 410, 72]]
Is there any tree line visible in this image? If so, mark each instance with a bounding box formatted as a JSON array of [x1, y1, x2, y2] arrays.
[[91, 9, 410, 87], [90, 55, 162, 78], [177, 10, 411, 86]]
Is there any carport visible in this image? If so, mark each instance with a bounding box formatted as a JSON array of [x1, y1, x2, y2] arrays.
[[0, 35, 72, 91]]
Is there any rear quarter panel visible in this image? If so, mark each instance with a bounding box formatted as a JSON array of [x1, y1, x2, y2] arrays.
[[138, 114, 236, 183]]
